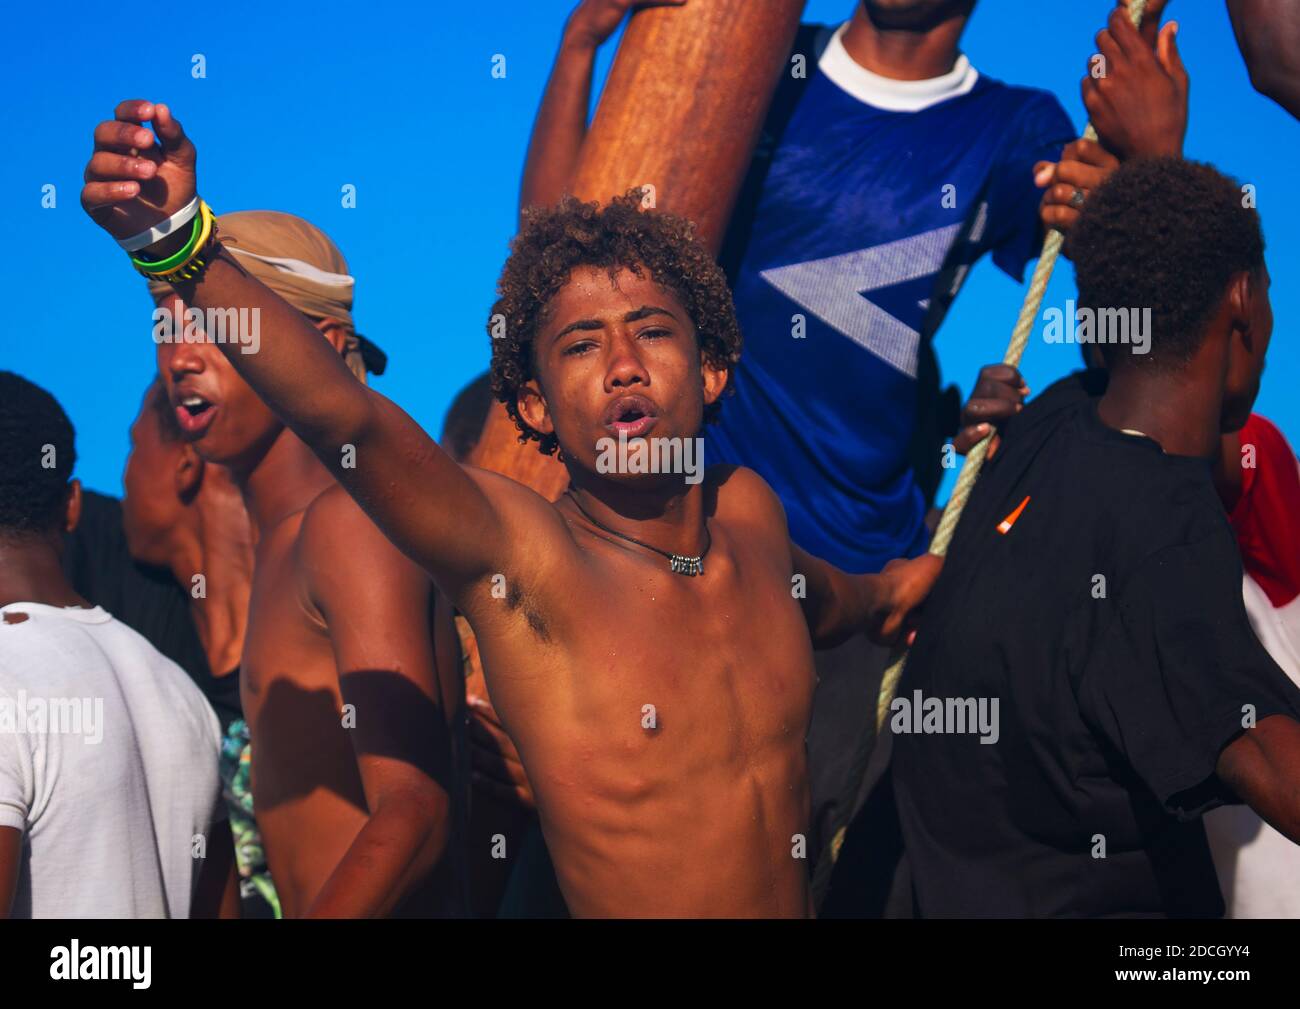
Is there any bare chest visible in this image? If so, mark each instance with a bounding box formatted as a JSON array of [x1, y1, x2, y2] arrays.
[[239, 533, 338, 720], [478, 540, 817, 785]]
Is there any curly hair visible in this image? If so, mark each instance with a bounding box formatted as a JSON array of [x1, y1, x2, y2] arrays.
[[488, 190, 743, 455], [1071, 157, 1265, 371], [0, 371, 76, 538]]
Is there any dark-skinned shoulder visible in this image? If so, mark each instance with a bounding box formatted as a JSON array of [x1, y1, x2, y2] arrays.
[[294, 483, 432, 622], [707, 464, 792, 539], [461, 463, 583, 581], [463, 464, 577, 548]]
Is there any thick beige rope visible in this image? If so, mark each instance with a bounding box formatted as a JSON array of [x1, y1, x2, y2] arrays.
[[869, 3, 1150, 739]]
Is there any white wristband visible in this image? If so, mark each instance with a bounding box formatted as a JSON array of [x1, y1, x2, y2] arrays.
[[118, 196, 202, 253]]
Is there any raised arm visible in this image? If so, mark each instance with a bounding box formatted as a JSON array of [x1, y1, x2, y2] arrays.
[[1227, 0, 1300, 120], [1033, 5, 1184, 262], [519, 1, 685, 219], [80, 100, 543, 600], [1082, 4, 1188, 160]]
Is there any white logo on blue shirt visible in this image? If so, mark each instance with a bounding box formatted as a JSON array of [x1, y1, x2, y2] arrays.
[[759, 223, 962, 378]]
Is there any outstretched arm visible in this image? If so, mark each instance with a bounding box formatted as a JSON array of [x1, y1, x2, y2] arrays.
[[80, 100, 549, 601], [519, 0, 685, 218], [1217, 715, 1300, 844]]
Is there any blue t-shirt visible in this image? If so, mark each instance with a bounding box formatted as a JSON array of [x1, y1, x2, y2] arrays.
[[709, 24, 1075, 573]]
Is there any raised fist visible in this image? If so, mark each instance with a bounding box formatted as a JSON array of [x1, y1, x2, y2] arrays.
[[81, 100, 198, 244]]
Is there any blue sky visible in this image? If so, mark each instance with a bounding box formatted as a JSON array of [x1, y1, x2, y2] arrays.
[[5, 0, 1297, 498]]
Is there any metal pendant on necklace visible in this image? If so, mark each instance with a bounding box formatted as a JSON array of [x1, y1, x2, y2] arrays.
[[669, 554, 704, 577]]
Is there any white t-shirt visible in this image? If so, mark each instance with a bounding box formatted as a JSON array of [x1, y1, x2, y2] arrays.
[[0, 603, 223, 918], [1203, 575, 1300, 918]]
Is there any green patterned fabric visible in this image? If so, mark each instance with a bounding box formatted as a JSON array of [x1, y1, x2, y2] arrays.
[[219, 718, 282, 918]]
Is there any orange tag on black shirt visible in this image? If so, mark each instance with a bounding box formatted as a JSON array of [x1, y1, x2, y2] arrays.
[[997, 495, 1031, 535]]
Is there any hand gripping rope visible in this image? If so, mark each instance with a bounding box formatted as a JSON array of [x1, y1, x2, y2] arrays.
[[830, 0, 1151, 867]]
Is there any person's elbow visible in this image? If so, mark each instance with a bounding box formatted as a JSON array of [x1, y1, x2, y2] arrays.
[[1250, 66, 1300, 119], [1235, 24, 1300, 118], [377, 783, 452, 876]]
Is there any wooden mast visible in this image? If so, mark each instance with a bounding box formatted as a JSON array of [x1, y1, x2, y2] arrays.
[[571, 0, 806, 254]]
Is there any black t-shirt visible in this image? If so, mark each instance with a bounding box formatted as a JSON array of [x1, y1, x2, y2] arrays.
[[892, 371, 1300, 918], [62, 490, 242, 730]]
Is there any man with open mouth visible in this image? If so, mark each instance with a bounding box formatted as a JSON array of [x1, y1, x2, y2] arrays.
[[81, 101, 941, 917], [82, 123, 469, 918]]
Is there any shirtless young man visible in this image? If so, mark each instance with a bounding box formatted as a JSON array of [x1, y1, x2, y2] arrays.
[[81, 144, 465, 915], [122, 380, 253, 727], [121, 379, 285, 916], [80, 100, 940, 917]]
